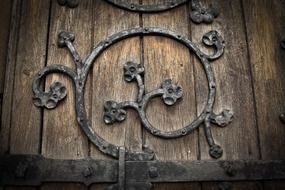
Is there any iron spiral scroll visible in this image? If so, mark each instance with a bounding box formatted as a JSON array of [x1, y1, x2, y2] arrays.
[[32, 27, 233, 160]]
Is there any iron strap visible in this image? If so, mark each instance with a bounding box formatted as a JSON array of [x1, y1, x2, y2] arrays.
[[1, 154, 285, 187]]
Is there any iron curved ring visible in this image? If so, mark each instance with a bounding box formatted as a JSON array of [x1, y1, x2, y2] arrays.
[[33, 27, 228, 160], [104, 0, 188, 13], [81, 27, 218, 152]]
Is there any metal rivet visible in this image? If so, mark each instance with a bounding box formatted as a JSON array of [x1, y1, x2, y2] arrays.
[[148, 166, 158, 178], [82, 167, 93, 178], [221, 161, 236, 177], [15, 163, 28, 178]]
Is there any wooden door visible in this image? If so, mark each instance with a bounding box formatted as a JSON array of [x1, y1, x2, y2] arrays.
[[1, 0, 285, 189]]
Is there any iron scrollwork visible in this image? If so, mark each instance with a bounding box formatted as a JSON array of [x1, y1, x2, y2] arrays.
[[32, 27, 233, 160], [105, 0, 219, 24], [57, 0, 220, 24]]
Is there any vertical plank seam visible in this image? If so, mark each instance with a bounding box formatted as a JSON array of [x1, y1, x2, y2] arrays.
[[39, 0, 53, 155], [0, 1, 13, 96], [6, 0, 23, 154], [88, 0, 95, 158], [186, 2, 202, 190], [240, 0, 262, 160], [0, 0, 19, 151], [186, 1, 200, 162], [139, 0, 145, 151]]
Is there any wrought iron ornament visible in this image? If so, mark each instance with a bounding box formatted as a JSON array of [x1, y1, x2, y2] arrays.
[[105, 0, 219, 24], [33, 27, 233, 160], [57, 0, 220, 24]]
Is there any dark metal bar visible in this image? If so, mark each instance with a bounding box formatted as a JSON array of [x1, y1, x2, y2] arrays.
[[1, 154, 285, 187]]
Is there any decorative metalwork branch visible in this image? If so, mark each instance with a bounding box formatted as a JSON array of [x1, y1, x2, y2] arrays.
[[32, 27, 233, 160]]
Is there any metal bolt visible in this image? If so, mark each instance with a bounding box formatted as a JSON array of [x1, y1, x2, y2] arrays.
[[221, 161, 236, 177], [148, 166, 158, 178], [82, 167, 93, 178], [15, 163, 28, 178]]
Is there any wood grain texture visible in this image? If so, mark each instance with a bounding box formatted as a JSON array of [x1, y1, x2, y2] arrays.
[[192, 0, 259, 161], [0, 0, 12, 94], [90, 0, 141, 160], [0, 0, 21, 153], [142, 1, 200, 190], [243, 0, 285, 160], [143, 0, 198, 161], [3, 0, 50, 189], [202, 182, 262, 190], [243, 0, 285, 188], [9, 0, 51, 154], [42, 0, 91, 159], [41, 0, 92, 190], [191, 0, 261, 189]]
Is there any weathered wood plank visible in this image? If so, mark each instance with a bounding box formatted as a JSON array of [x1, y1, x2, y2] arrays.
[[264, 181, 285, 190], [42, 0, 91, 159], [0, 0, 21, 153], [90, 0, 141, 159], [243, 0, 285, 188], [89, 1, 141, 189], [41, 0, 92, 189], [3, 0, 50, 189], [191, 0, 261, 189], [243, 0, 285, 160], [0, 0, 12, 94], [9, 0, 51, 154], [202, 182, 262, 190], [193, 0, 259, 161], [142, 1, 200, 189], [143, 0, 198, 161]]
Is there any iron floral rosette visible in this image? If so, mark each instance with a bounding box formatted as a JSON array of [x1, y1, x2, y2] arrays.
[[32, 27, 233, 160]]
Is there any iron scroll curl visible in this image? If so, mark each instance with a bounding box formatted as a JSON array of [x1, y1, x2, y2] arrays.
[[32, 27, 233, 160]]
